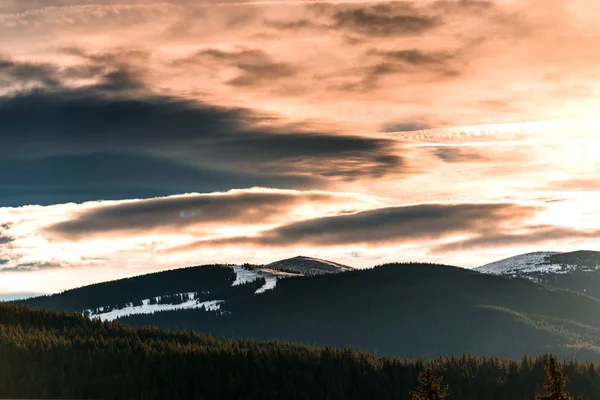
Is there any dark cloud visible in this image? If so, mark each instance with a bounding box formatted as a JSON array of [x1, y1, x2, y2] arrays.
[[375, 49, 453, 66], [429, 225, 600, 254], [177, 48, 297, 87], [0, 58, 61, 88], [0, 153, 319, 207], [264, 3, 439, 37], [433, 147, 488, 163], [264, 19, 317, 31], [267, 0, 497, 38], [0, 224, 13, 245], [2, 261, 61, 272], [381, 121, 432, 132], [0, 259, 8, 265], [336, 46, 462, 93], [0, 88, 404, 172], [331, 4, 440, 37], [45, 190, 351, 238], [365, 49, 461, 82], [173, 202, 539, 250], [0, 56, 408, 205], [1, 55, 145, 93]]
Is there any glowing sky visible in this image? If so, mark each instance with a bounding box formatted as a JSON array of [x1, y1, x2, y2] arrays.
[[2, 0, 600, 296]]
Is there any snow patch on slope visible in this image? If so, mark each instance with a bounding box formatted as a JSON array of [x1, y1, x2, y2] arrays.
[[83, 265, 285, 322], [86, 294, 224, 322], [232, 265, 281, 294], [476, 252, 560, 275], [232, 266, 264, 286], [255, 275, 278, 294]]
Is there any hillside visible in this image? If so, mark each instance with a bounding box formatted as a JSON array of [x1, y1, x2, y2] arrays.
[[21, 261, 600, 361], [477, 250, 600, 299], [118, 263, 600, 360], [17, 256, 349, 322], [2, 302, 600, 399]]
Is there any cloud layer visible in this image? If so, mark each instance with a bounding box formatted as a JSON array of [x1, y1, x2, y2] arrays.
[[2, 0, 600, 294]]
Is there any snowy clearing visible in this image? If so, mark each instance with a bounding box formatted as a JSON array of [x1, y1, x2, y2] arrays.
[[86, 295, 224, 322], [232, 265, 280, 294], [232, 266, 265, 286]]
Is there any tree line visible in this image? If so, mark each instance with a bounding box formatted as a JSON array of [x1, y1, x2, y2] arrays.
[[1, 303, 600, 399], [412, 356, 581, 400]]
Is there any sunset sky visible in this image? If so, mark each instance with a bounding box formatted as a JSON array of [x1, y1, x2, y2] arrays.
[[2, 0, 600, 297]]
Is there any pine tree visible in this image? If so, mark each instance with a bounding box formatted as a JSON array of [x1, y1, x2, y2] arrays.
[[536, 356, 574, 400], [409, 366, 449, 400]]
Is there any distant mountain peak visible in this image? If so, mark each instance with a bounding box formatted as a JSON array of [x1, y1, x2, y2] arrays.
[[476, 250, 600, 280], [265, 256, 353, 275]]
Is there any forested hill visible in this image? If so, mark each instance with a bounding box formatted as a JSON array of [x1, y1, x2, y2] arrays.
[[2, 302, 600, 399], [18, 264, 245, 312], [22, 261, 600, 361], [119, 263, 600, 360]]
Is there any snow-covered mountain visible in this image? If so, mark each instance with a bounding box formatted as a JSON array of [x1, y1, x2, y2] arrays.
[[476, 252, 562, 277], [476, 250, 600, 297], [265, 255, 353, 275], [477, 251, 600, 279]]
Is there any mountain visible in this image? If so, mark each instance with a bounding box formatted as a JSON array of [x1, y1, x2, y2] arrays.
[[476, 250, 600, 299], [265, 255, 353, 275], [16, 256, 346, 322], [18, 261, 600, 361]]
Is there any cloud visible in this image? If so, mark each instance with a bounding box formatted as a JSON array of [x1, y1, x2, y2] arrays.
[[0, 55, 146, 94], [381, 121, 432, 132], [45, 189, 377, 239], [171, 202, 541, 249], [429, 225, 600, 254], [547, 179, 600, 192], [0, 188, 388, 275], [3, 261, 60, 272], [433, 147, 489, 163], [374, 48, 453, 66], [0, 223, 13, 245], [0, 56, 409, 206], [331, 4, 440, 37], [0, 57, 61, 88], [264, 18, 317, 31], [0, 152, 320, 207], [181, 48, 297, 87]]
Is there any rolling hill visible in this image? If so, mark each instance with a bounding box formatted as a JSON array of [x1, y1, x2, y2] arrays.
[[18, 259, 600, 361], [16, 256, 349, 322]]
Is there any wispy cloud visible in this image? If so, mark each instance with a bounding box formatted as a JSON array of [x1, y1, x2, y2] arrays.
[[168, 201, 544, 249]]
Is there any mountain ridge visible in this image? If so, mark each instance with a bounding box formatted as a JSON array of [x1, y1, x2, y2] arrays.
[[476, 249, 600, 300], [476, 250, 600, 277], [265, 255, 353, 275], [17, 260, 600, 361]]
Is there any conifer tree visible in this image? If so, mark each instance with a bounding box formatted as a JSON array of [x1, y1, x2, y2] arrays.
[[536, 356, 574, 400], [409, 366, 449, 400]]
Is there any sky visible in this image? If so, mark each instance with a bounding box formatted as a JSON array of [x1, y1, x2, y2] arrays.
[[2, 0, 600, 296]]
